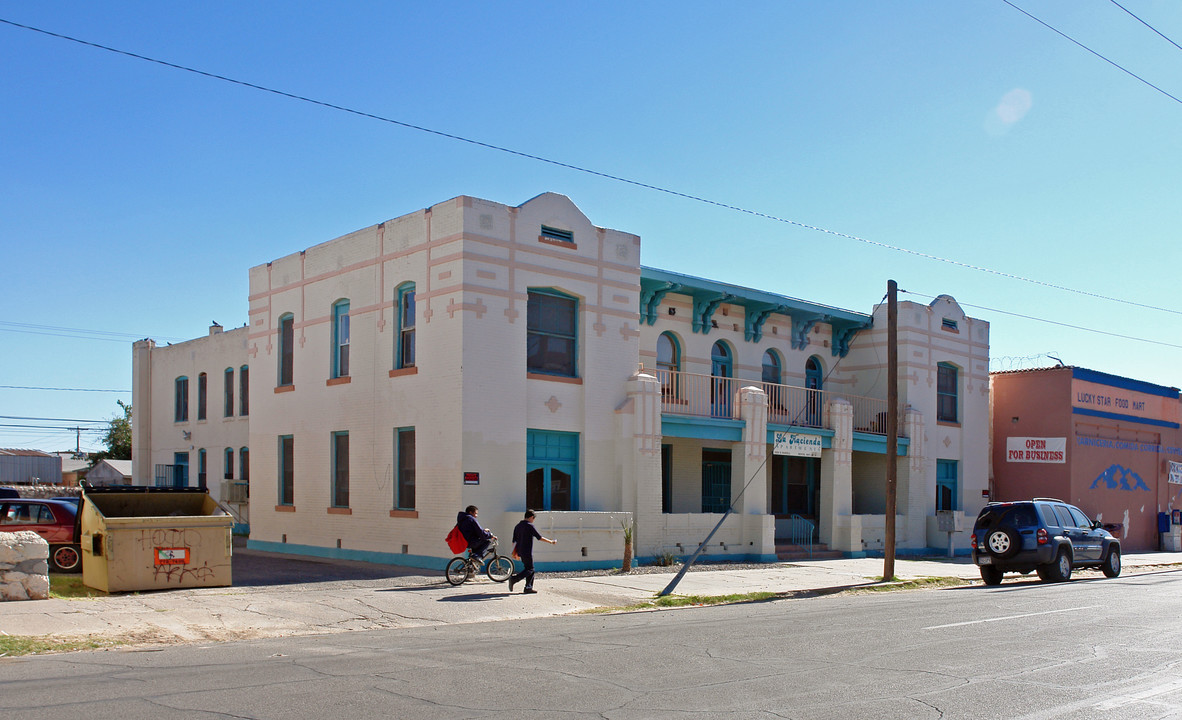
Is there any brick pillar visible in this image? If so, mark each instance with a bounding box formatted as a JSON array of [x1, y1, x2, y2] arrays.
[[819, 398, 854, 551], [622, 370, 662, 556]]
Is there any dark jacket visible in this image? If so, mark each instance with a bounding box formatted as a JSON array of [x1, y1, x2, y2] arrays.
[[512, 520, 542, 559], [457, 511, 490, 544]]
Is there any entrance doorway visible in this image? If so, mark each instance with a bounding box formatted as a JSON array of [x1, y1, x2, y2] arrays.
[[771, 455, 819, 540]]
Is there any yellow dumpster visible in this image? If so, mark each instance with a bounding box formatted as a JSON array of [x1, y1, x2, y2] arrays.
[[80, 485, 233, 593]]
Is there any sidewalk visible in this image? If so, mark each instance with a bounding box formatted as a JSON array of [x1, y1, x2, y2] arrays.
[[1, 550, 1179, 649]]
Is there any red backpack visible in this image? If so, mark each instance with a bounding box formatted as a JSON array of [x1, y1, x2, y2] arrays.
[[445, 525, 467, 554]]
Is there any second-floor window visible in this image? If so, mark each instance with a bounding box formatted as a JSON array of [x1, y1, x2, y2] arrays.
[[239, 365, 249, 415], [937, 363, 958, 423], [397, 283, 415, 369], [278, 314, 294, 386], [332, 300, 350, 378], [196, 372, 207, 421], [224, 367, 234, 417], [527, 290, 577, 377], [175, 376, 189, 422]]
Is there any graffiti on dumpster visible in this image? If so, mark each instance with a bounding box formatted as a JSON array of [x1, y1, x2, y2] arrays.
[[131, 528, 224, 584], [1089, 464, 1150, 492]]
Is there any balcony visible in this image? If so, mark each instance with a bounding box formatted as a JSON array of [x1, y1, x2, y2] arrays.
[[649, 368, 905, 437]]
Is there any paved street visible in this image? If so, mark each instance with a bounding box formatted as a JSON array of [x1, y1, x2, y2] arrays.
[[2, 564, 1181, 718]]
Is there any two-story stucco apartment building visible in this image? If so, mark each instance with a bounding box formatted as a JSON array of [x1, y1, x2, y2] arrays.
[[131, 192, 989, 569]]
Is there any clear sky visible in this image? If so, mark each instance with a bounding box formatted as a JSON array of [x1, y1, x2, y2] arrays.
[[2, 1, 1180, 453]]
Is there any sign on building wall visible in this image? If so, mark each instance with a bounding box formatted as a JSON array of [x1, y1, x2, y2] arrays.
[[1170, 461, 1182, 485], [773, 432, 822, 458], [1072, 378, 1180, 425], [1006, 437, 1066, 463]]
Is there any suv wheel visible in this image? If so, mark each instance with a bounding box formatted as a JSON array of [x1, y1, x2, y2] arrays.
[[979, 565, 1003, 586], [1040, 549, 1072, 583], [1102, 547, 1121, 578], [985, 527, 1021, 559]]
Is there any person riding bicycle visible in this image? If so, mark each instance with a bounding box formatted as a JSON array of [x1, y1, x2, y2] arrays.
[[456, 505, 495, 561]]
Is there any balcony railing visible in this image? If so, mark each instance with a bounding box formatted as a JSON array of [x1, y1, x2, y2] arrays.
[[649, 368, 904, 437]]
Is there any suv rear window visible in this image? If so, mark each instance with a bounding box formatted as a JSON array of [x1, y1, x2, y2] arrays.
[[1053, 505, 1075, 528], [1039, 505, 1058, 527], [976, 504, 1038, 529]]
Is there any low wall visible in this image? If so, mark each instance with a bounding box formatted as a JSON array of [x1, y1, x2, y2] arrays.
[[0, 484, 79, 500], [0, 531, 50, 601]]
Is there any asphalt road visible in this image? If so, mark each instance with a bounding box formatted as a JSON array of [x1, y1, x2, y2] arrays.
[[3, 568, 1182, 719]]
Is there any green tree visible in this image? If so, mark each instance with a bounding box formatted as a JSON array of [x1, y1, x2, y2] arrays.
[[93, 400, 132, 463]]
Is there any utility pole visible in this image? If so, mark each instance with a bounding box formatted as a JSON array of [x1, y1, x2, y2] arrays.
[[884, 280, 899, 581]]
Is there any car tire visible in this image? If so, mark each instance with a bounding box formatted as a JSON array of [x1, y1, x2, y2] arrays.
[[50, 544, 82, 573], [985, 526, 1021, 559], [979, 565, 1003, 586], [1040, 549, 1072, 583], [1102, 546, 1121, 578]]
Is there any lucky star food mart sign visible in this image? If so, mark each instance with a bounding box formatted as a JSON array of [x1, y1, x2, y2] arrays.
[[774, 432, 822, 457]]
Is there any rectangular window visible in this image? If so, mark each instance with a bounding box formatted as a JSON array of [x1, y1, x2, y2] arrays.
[[332, 431, 349, 508], [333, 302, 350, 378], [937, 363, 958, 423], [224, 368, 234, 417], [526, 429, 578, 511], [540, 225, 574, 243], [397, 286, 416, 369], [941, 318, 958, 331], [527, 290, 577, 377], [197, 449, 207, 489], [701, 448, 732, 513], [175, 377, 189, 422], [936, 459, 958, 512], [278, 315, 294, 386], [279, 435, 294, 505], [661, 444, 672, 514], [239, 447, 249, 483], [224, 448, 234, 480], [240, 366, 249, 415], [197, 373, 207, 421], [395, 427, 415, 510]]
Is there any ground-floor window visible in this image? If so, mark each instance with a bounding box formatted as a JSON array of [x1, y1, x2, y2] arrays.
[[701, 448, 731, 513], [395, 427, 415, 510], [526, 429, 578, 511], [661, 444, 672, 513], [279, 435, 294, 505], [332, 431, 349, 508], [936, 459, 958, 512]]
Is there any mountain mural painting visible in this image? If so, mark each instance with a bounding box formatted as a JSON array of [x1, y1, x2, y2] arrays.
[[1089, 464, 1150, 492]]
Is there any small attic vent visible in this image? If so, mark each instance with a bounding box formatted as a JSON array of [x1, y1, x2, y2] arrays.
[[540, 225, 574, 243], [942, 318, 959, 331]]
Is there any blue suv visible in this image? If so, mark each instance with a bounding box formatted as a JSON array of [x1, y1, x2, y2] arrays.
[[971, 498, 1121, 585]]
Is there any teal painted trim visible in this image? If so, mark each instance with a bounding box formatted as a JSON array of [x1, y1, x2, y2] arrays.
[[1072, 367, 1180, 398], [232, 523, 249, 535], [1072, 406, 1180, 429], [662, 416, 744, 441], [851, 434, 911, 455], [766, 426, 834, 448], [246, 539, 449, 571], [842, 551, 869, 558]]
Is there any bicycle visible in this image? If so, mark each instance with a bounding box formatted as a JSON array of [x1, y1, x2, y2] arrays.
[[445, 537, 514, 586]]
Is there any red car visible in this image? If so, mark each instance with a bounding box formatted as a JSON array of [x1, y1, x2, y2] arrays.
[[0, 498, 82, 572]]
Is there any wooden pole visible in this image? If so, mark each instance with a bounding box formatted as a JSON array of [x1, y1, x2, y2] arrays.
[[884, 280, 899, 581]]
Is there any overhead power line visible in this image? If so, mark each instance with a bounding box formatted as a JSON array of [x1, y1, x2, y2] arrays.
[[1106, 0, 1182, 53], [901, 290, 1182, 350], [1001, 0, 1182, 105], [2, 17, 1180, 319]]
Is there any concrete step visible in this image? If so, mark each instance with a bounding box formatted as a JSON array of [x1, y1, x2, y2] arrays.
[[775, 542, 844, 561]]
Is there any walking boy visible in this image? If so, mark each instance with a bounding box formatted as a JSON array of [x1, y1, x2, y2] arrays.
[[508, 510, 556, 594]]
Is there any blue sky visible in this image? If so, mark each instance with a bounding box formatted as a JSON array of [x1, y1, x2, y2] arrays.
[[3, 1, 1180, 453]]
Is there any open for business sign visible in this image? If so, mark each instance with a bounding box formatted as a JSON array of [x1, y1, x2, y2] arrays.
[[1006, 437, 1066, 463]]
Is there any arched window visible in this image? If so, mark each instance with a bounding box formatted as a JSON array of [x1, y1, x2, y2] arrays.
[[396, 283, 415, 369], [762, 350, 784, 418], [239, 447, 250, 482], [805, 356, 823, 427], [711, 341, 733, 417], [239, 365, 249, 415], [174, 376, 189, 422], [223, 367, 234, 417], [657, 332, 680, 374], [762, 350, 781, 384], [332, 299, 350, 378], [278, 313, 295, 387]]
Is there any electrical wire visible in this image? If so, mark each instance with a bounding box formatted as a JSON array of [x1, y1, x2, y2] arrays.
[[2, 17, 1180, 319], [900, 290, 1182, 349], [1001, 0, 1182, 105], [1106, 0, 1182, 53]]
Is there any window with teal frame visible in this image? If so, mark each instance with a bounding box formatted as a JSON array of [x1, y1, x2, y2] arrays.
[[223, 367, 234, 417], [527, 290, 577, 377], [936, 459, 958, 512], [526, 429, 578, 511], [396, 283, 415, 369], [278, 435, 294, 505], [175, 376, 189, 422], [332, 431, 349, 508], [937, 363, 958, 423], [224, 447, 234, 480], [332, 300, 350, 378]]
